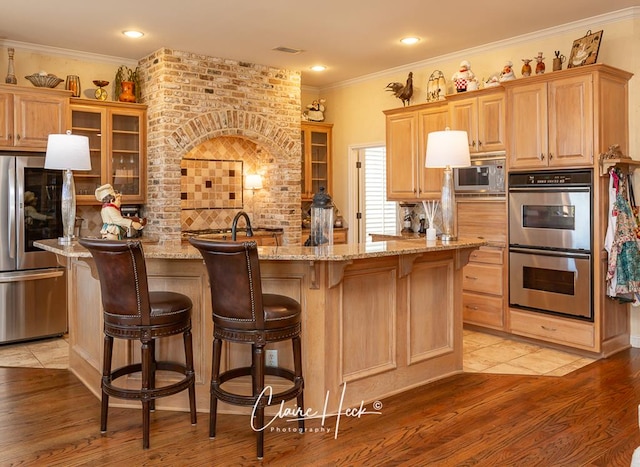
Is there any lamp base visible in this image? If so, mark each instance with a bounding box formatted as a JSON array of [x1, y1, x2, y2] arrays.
[[58, 235, 75, 245]]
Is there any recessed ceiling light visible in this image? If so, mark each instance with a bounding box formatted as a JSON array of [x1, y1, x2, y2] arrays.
[[123, 30, 144, 39], [310, 65, 327, 72], [400, 37, 420, 45]]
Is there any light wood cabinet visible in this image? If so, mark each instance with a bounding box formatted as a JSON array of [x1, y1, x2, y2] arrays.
[[69, 99, 147, 205], [457, 199, 507, 330], [0, 84, 70, 150], [302, 227, 348, 244], [301, 122, 332, 201], [504, 65, 633, 356], [505, 65, 631, 170], [384, 102, 448, 200], [448, 88, 505, 154]]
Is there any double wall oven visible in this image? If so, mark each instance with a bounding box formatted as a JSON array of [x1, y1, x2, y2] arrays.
[[508, 170, 593, 321]]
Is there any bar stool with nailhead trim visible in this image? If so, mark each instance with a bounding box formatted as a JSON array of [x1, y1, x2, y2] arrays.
[[189, 238, 304, 460], [79, 238, 197, 449]]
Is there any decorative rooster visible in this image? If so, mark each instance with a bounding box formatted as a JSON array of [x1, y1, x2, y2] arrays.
[[386, 72, 413, 106]]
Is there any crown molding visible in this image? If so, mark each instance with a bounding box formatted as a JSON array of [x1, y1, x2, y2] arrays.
[[0, 39, 138, 67], [320, 6, 640, 92]]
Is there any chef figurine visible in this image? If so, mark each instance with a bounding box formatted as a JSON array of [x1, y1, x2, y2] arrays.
[[535, 52, 546, 74], [452, 60, 475, 92], [95, 184, 146, 240], [499, 61, 516, 82]]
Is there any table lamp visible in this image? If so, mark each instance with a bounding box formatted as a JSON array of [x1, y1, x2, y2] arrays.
[[45, 130, 91, 244], [425, 128, 471, 241]]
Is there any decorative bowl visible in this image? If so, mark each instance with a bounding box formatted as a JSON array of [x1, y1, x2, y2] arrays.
[[92, 80, 109, 88], [25, 73, 64, 88]]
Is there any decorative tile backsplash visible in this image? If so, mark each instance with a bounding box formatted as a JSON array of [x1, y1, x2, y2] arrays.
[[180, 158, 243, 210]]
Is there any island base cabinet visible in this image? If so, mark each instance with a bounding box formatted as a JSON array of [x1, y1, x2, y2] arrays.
[[66, 247, 473, 415]]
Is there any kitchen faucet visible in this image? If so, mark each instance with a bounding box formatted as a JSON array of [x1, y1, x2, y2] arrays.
[[231, 211, 254, 240]]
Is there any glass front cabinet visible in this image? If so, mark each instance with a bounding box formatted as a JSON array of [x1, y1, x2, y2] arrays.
[[69, 99, 147, 205], [301, 122, 333, 201]]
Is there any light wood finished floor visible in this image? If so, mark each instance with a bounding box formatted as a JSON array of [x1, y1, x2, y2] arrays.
[[0, 347, 638, 465]]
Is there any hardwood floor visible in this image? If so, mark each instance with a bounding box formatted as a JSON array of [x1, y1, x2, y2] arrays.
[[1, 349, 640, 466]]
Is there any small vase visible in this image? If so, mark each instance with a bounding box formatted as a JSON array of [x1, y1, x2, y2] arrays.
[[5, 48, 17, 85], [65, 75, 81, 97], [119, 81, 136, 103]]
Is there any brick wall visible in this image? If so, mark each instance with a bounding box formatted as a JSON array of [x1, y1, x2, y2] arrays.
[[137, 48, 302, 244]]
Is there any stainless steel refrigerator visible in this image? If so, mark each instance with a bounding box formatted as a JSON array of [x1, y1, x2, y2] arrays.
[[0, 152, 67, 344]]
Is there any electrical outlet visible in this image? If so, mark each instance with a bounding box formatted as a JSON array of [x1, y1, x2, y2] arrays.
[[265, 349, 278, 367]]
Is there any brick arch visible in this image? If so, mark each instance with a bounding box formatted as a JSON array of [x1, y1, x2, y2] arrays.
[[167, 109, 298, 157]]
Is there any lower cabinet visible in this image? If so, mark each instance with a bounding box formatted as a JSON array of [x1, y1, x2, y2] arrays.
[[457, 199, 507, 331], [509, 308, 595, 350], [301, 227, 348, 244], [462, 246, 505, 330]]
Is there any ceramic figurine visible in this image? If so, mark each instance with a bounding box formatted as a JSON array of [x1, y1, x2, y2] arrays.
[[521, 58, 532, 77], [452, 60, 475, 92], [499, 61, 516, 82], [535, 52, 545, 74], [95, 184, 146, 240], [304, 99, 326, 122]]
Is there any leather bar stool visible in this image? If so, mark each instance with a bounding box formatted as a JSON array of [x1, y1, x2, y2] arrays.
[[189, 239, 304, 459], [79, 238, 197, 449]]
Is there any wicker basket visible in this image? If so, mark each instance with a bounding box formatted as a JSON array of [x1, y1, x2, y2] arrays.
[[25, 74, 64, 88]]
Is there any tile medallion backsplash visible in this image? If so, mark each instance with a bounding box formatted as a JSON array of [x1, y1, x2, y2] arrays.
[[180, 159, 244, 210]]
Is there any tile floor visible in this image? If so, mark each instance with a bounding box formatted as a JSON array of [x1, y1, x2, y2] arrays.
[[0, 330, 596, 376], [463, 329, 596, 376]]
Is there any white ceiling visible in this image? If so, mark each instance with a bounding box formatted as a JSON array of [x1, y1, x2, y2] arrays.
[[1, 1, 638, 88]]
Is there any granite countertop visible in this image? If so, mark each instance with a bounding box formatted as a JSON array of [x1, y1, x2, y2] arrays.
[[35, 237, 486, 262]]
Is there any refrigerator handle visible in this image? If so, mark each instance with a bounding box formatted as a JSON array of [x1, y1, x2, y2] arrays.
[[7, 162, 15, 260]]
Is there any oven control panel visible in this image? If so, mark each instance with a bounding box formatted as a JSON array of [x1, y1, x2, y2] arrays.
[[509, 170, 592, 188]]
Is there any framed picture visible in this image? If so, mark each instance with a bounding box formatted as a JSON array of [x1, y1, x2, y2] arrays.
[[568, 30, 603, 68]]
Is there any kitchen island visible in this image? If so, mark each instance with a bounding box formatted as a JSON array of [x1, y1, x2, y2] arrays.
[[36, 237, 485, 415]]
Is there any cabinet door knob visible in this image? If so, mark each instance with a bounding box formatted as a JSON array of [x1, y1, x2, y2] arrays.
[[549, 153, 553, 160], [540, 153, 545, 161], [16, 134, 20, 141]]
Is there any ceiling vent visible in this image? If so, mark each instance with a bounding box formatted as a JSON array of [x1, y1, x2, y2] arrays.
[[272, 46, 304, 54]]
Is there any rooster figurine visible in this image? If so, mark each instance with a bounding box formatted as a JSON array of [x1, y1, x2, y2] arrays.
[[386, 72, 413, 106]]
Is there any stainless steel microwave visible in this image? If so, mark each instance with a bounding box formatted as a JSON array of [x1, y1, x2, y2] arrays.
[[454, 156, 506, 195]]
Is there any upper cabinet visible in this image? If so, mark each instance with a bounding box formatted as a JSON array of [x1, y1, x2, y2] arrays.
[[384, 102, 448, 200], [0, 84, 70, 150], [447, 88, 505, 154], [504, 65, 632, 170], [69, 99, 147, 205], [301, 122, 332, 201]]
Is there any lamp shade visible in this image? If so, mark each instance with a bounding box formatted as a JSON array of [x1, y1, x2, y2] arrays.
[[245, 174, 263, 190], [425, 128, 471, 168], [45, 130, 91, 171]]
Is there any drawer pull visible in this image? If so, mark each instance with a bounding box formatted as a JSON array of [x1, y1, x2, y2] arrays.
[[465, 305, 479, 310], [541, 325, 557, 332], [465, 275, 478, 280]]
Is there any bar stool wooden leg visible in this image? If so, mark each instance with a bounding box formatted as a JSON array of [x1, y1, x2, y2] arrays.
[[141, 337, 152, 449], [100, 335, 113, 433], [293, 335, 305, 431], [149, 339, 156, 412], [254, 344, 265, 460], [184, 329, 197, 425], [210, 337, 222, 438]]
